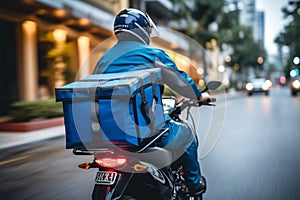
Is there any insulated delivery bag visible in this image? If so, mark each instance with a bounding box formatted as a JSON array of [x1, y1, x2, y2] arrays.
[[55, 68, 165, 149]]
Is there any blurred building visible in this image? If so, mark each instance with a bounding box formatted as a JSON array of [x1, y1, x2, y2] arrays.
[[226, 0, 265, 45], [0, 0, 120, 116], [254, 10, 264, 48], [0, 0, 205, 116], [239, 0, 256, 30]]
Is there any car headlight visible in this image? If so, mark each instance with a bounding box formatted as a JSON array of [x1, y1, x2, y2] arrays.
[[265, 80, 272, 87], [292, 80, 300, 89], [262, 80, 272, 90], [246, 83, 253, 91], [262, 83, 269, 90]]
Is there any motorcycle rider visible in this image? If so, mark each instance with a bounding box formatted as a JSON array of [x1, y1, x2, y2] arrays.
[[93, 8, 210, 199]]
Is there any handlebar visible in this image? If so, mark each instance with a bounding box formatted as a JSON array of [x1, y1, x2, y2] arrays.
[[169, 97, 216, 119], [170, 98, 216, 116], [73, 149, 93, 155], [180, 97, 216, 108]]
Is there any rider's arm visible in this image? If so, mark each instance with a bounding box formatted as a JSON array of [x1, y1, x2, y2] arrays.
[[154, 49, 202, 100]]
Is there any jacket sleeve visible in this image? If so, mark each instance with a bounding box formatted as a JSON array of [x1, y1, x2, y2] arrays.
[[154, 49, 202, 100]]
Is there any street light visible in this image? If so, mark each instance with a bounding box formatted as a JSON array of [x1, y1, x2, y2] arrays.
[[290, 69, 299, 77], [53, 29, 67, 42], [224, 55, 232, 63], [293, 56, 300, 65], [218, 65, 225, 73], [257, 56, 264, 65], [22, 20, 36, 35]]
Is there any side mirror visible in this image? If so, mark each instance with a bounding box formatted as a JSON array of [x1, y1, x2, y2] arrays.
[[203, 81, 222, 92], [162, 97, 177, 115]]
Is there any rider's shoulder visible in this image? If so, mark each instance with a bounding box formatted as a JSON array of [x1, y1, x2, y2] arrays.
[[147, 45, 169, 56]]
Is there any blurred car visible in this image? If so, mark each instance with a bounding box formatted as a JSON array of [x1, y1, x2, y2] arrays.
[[289, 76, 300, 96], [245, 78, 272, 96]]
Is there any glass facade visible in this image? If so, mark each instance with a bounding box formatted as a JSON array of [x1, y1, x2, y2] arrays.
[[0, 20, 18, 115]]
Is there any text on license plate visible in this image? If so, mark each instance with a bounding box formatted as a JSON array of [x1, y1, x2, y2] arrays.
[[95, 171, 117, 185]]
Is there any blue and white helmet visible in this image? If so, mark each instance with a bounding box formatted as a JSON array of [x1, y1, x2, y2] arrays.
[[114, 8, 159, 44]]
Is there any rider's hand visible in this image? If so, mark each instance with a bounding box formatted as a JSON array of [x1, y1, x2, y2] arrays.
[[198, 92, 212, 103]]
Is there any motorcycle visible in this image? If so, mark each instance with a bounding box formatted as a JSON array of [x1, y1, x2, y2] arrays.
[[73, 81, 221, 200]]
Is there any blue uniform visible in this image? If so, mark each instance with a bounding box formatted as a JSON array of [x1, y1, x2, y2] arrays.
[[93, 40, 202, 192]]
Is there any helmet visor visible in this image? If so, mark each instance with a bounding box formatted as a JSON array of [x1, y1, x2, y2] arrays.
[[146, 13, 159, 37]]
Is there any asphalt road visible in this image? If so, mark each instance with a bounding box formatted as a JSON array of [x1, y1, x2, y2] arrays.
[[0, 138, 96, 200], [201, 87, 300, 200], [0, 87, 299, 200]]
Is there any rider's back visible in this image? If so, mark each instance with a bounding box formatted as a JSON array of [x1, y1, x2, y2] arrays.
[[93, 40, 171, 74]]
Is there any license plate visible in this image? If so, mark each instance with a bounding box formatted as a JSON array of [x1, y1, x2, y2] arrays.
[[95, 171, 117, 185]]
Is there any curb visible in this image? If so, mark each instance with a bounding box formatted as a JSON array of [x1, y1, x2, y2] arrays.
[[0, 126, 65, 150]]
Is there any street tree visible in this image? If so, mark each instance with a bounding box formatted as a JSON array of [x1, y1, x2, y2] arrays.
[[275, 0, 300, 77], [169, 0, 266, 75]]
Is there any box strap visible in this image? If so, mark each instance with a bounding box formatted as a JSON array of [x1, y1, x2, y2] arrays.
[[149, 72, 158, 134], [150, 72, 158, 110], [139, 72, 159, 136], [90, 87, 103, 147]]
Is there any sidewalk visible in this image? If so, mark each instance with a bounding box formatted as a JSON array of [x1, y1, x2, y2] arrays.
[[0, 125, 65, 150]]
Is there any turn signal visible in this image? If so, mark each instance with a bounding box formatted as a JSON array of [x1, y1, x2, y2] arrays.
[[133, 164, 148, 172], [78, 163, 91, 170]]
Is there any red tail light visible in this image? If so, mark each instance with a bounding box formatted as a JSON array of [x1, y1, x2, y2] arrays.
[[94, 157, 127, 168]]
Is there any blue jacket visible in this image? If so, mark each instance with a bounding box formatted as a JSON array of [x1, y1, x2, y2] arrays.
[[93, 41, 202, 100]]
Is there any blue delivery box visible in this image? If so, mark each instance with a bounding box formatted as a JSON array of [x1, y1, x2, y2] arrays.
[[55, 68, 165, 149]]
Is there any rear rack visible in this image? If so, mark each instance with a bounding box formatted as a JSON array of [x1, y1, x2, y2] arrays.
[[72, 128, 169, 155]]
